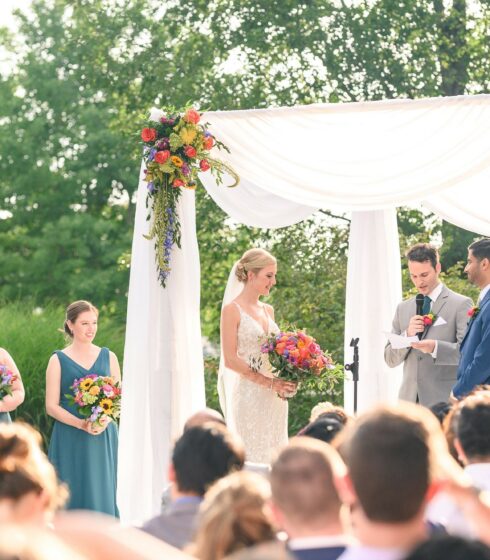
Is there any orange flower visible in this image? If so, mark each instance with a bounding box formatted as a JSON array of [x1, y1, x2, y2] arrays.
[[171, 156, 183, 167], [184, 108, 200, 124], [154, 150, 170, 164], [173, 179, 185, 188], [141, 128, 157, 142], [203, 136, 214, 150], [276, 342, 286, 355]]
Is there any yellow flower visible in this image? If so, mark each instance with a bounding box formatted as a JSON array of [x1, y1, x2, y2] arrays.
[[180, 127, 197, 144], [89, 385, 100, 396], [100, 398, 113, 413], [171, 156, 183, 167], [80, 378, 94, 391]]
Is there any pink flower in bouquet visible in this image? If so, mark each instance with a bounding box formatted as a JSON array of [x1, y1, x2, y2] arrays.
[[184, 145, 197, 158], [200, 159, 211, 172], [102, 384, 114, 398], [203, 136, 214, 150], [173, 179, 185, 188], [184, 108, 200, 124], [154, 150, 170, 164], [141, 128, 157, 142]]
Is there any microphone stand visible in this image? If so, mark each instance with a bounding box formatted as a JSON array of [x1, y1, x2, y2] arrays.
[[345, 337, 360, 414]]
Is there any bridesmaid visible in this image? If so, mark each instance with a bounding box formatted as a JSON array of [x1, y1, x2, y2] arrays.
[[0, 347, 25, 423], [46, 300, 121, 516]]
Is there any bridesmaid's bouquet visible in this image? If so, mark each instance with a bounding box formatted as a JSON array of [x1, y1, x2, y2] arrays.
[[261, 330, 343, 395], [66, 374, 122, 427], [0, 365, 16, 400]]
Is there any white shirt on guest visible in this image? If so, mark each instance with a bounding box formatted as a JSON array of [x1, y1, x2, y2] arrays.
[[338, 545, 406, 560], [479, 283, 490, 304]]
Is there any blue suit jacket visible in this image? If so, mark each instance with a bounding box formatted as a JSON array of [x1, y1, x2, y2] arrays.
[[452, 290, 490, 398], [290, 546, 346, 560]]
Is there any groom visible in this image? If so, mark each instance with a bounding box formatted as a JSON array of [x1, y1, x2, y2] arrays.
[[451, 238, 490, 399]]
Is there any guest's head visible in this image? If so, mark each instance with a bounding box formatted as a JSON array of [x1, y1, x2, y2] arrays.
[[270, 437, 345, 537], [341, 402, 445, 525], [0, 422, 68, 525], [405, 243, 441, 295], [64, 300, 98, 340], [466, 238, 490, 289], [429, 402, 452, 426], [190, 471, 275, 560], [404, 535, 490, 560], [235, 249, 277, 296], [170, 423, 245, 498], [309, 402, 350, 425], [297, 416, 345, 445], [453, 392, 490, 465], [183, 408, 226, 432]]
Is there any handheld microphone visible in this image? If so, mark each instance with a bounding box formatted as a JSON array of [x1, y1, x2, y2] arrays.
[[415, 293, 425, 340]]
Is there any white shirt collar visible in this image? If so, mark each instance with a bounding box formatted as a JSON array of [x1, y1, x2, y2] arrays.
[[427, 283, 443, 303], [479, 284, 490, 305], [288, 535, 352, 550]]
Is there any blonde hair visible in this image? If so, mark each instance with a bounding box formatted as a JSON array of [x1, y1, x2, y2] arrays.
[[64, 300, 98, 337], [0, 422, 68, 515], [235, 249, 276, 283], [190, 471, 275, 560]]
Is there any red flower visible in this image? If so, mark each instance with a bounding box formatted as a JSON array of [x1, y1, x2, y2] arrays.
[[203, 136, 214, 150], [154, 150, 170, 164], [173, 179, 185, 188], [200, 159, 210, 172], [184, 108, 200, 124], [184, 145, 197, 158], [141, 128, 157, 142], [468, 306, 480, 318]]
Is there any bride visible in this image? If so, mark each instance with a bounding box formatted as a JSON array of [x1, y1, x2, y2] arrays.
[[218, 248, 297, 463]]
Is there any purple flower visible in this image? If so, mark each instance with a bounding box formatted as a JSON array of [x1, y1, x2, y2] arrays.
[[157, 138, 169, 150], [148, 148, 157, 162], [147, 182, 155, 194], [182, 163, 190, 176]]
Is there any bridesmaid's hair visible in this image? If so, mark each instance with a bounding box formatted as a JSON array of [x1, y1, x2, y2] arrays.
[[235, 248, 276, 283], [189, 471, 275, 560], [0, 422, 68, 512], [64, 300, 98, 337]]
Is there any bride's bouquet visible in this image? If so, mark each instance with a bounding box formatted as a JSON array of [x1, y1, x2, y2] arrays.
[[66, 374, 122, 428], [261, 330, 343, 394]]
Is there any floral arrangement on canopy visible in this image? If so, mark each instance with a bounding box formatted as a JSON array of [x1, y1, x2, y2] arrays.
[[140, 106, 239, 287]]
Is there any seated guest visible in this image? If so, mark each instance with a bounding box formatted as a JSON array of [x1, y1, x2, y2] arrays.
[[404, 535, 490, 560], [0, 422, 67, 526], [427, 391, 490, 537], [297, 416, 345, 445], [337, 402, 449, 560], [309, 402, 350, 425], [141, 423, 245, 549], [189, 471, 276, 560], [183, 408, 226, 431], [270, 438, 351, 560]]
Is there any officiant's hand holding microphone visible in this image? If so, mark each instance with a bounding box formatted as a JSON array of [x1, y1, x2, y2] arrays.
[[408, 293, 436, 354]]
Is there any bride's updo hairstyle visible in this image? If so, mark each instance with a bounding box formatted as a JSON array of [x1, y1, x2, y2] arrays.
[[235, 248, 276, 283], [64, 300, 98, 338]]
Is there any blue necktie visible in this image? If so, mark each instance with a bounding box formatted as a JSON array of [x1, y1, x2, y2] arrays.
[[422, 296, 431, 315]]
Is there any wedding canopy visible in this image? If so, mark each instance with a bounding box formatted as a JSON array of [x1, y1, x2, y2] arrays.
[[118, 94, 490, 524]]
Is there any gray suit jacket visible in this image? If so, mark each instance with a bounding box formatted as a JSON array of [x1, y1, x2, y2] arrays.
[[384, 285, 472, 406], [141, 498, 201, 549]]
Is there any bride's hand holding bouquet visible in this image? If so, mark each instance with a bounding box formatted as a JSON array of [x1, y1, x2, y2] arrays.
[[261, 329, 341, 398]]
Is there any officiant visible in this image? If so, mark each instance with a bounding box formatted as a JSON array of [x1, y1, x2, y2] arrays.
[[384, 243, 472, 406]]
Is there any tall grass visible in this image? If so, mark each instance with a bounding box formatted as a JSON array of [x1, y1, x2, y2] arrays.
[[0, 301, 125, 446]]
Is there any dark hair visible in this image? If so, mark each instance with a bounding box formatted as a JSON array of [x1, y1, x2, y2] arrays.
[[404, 535, 490, 560], [405, 243, 439, 269], [344, 404, 439, 523], [64, 300, 98, 337], [429, 402, 452, 426], [172, 424, 245, 496], [298, 417, 345, 444], [454, 393, 490, 461], [271, 437, 343, 525], [469, 238, 490, 262], [0, 423, 67, 512]]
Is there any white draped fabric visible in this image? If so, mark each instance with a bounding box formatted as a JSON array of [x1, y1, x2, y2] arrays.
[[120, 94, 490, 524]]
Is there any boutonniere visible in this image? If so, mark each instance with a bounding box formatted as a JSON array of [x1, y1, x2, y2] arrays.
[[423, 313, 437, 326], [468, 306, 480, 319]]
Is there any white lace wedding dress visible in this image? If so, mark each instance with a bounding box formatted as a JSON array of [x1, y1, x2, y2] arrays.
[[219, 302, 288, 464]]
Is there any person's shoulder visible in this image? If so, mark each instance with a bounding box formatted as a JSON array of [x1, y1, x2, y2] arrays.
[[222, 301, 241, 317], [264, 302, 274, 313], [227, 540, 292, 560], [442, 285, 473, 304]]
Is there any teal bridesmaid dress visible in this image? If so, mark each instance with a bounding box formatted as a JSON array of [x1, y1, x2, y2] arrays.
[[48, 347, 119, 517]]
